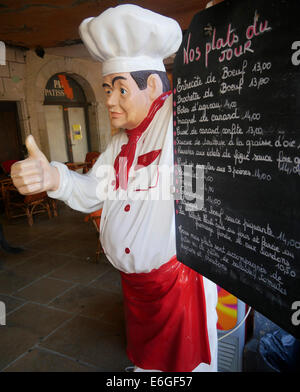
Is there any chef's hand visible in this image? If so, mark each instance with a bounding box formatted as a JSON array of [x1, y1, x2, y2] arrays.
[[11, 135, 60, 195]]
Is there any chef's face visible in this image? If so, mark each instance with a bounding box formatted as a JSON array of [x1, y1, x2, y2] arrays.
[[102, 72, 151, 130]]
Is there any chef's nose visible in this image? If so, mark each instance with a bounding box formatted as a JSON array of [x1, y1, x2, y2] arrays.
[[106, 90, 118, 108]]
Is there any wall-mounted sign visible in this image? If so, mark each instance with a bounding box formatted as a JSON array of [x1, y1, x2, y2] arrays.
[[173, 0, 300, 338], [72, 124, 82, 140], [44, 73, 86, 104]]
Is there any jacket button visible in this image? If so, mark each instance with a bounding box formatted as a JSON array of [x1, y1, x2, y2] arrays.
[[125, 248, 130, 254], [124, 204, 130, 212]]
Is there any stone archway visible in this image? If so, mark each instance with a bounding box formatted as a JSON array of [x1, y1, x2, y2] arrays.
[[25, 53, 111, 159]]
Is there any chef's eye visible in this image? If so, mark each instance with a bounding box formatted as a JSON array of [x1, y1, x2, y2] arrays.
[[120, 88, 127, 95]]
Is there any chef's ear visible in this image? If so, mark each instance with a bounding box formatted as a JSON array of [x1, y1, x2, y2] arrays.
[[147, 73, 163, 102]]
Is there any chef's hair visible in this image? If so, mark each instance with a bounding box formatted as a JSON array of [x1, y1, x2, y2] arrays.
[[130, 70, 170, 93]]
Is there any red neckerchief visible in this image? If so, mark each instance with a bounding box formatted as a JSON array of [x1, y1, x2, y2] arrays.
[[113, 90, 171, 190]]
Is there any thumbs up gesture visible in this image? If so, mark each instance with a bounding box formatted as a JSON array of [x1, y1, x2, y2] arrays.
[[11, 135, 60, 195]]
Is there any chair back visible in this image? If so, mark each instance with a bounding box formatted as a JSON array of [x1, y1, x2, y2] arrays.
[[85, 151, 100, 164], [1, 160, 18, 174], [83, 151, 100, 173], [2, 182, 53, 226], [84, 209, 103, 260], [24, 192, 48, 203]]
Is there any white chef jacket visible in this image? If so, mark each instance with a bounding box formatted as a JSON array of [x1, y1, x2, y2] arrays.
[[48, 94, 176, 274]]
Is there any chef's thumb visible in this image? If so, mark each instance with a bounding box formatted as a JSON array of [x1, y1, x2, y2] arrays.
[[25, 135, 48, 162]]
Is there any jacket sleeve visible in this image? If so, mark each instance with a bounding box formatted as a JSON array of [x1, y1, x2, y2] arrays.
[[47, 143, 114, 214]]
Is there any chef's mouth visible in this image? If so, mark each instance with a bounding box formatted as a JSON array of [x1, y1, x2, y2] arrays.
[[110, 112, 124, 118]]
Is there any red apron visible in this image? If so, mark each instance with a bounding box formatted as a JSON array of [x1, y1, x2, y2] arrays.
[[120, 256, 211, 372]]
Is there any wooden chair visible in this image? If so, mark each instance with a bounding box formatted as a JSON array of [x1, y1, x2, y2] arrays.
[[0, 178, 12, 207], [84, 209, 103, 261], [83, 151, 101, 173], [81, 151, 102, 261], [49, 198, 58, 218], [1, 160, 18, 175], [66, 162, 89, 172], [2, 181, 55, 226], [66, 152, 100, 174]]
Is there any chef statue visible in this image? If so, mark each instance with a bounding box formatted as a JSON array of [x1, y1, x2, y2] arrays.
[[11, 4, 218, 372]]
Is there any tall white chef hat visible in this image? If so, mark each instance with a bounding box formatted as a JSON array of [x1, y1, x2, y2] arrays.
[[79, 4, 182, 76]]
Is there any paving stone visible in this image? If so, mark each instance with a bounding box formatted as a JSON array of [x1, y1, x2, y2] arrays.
[[90, 268, 123, 295], [0, 294, 25, 314], [49, 284, 125, 326], [0, 248, 40, 270], [0, 269, 38, 295], [17, 277, 74, 304], [0, 303, 72, 370], [40, 315, 131, 371], [0, 323, 38, 371], [4, 348, 98, 372], [27, 236, 77, 253], [6, 302, 72, 338], [49, 258, 110, 286], [11, 251, 74, 281]]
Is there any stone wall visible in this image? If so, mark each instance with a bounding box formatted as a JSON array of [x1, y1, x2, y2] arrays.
[[0, 45, 111, 161]]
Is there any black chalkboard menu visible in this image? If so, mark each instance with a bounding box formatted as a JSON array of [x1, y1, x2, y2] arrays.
[[173, 0, 300, 338]]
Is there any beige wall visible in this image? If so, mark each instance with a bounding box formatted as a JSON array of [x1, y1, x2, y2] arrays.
[[0, 45, 111, 161]]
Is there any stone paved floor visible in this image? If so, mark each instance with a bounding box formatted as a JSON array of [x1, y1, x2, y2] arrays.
[[1, 201, 293, 373], [0, 202, 132, 372]]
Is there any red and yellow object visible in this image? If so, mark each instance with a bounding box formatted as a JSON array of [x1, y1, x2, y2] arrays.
[[217, 286, 238, 331]]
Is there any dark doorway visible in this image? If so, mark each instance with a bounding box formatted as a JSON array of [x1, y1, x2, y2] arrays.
[[0, 101, 23, 164]]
